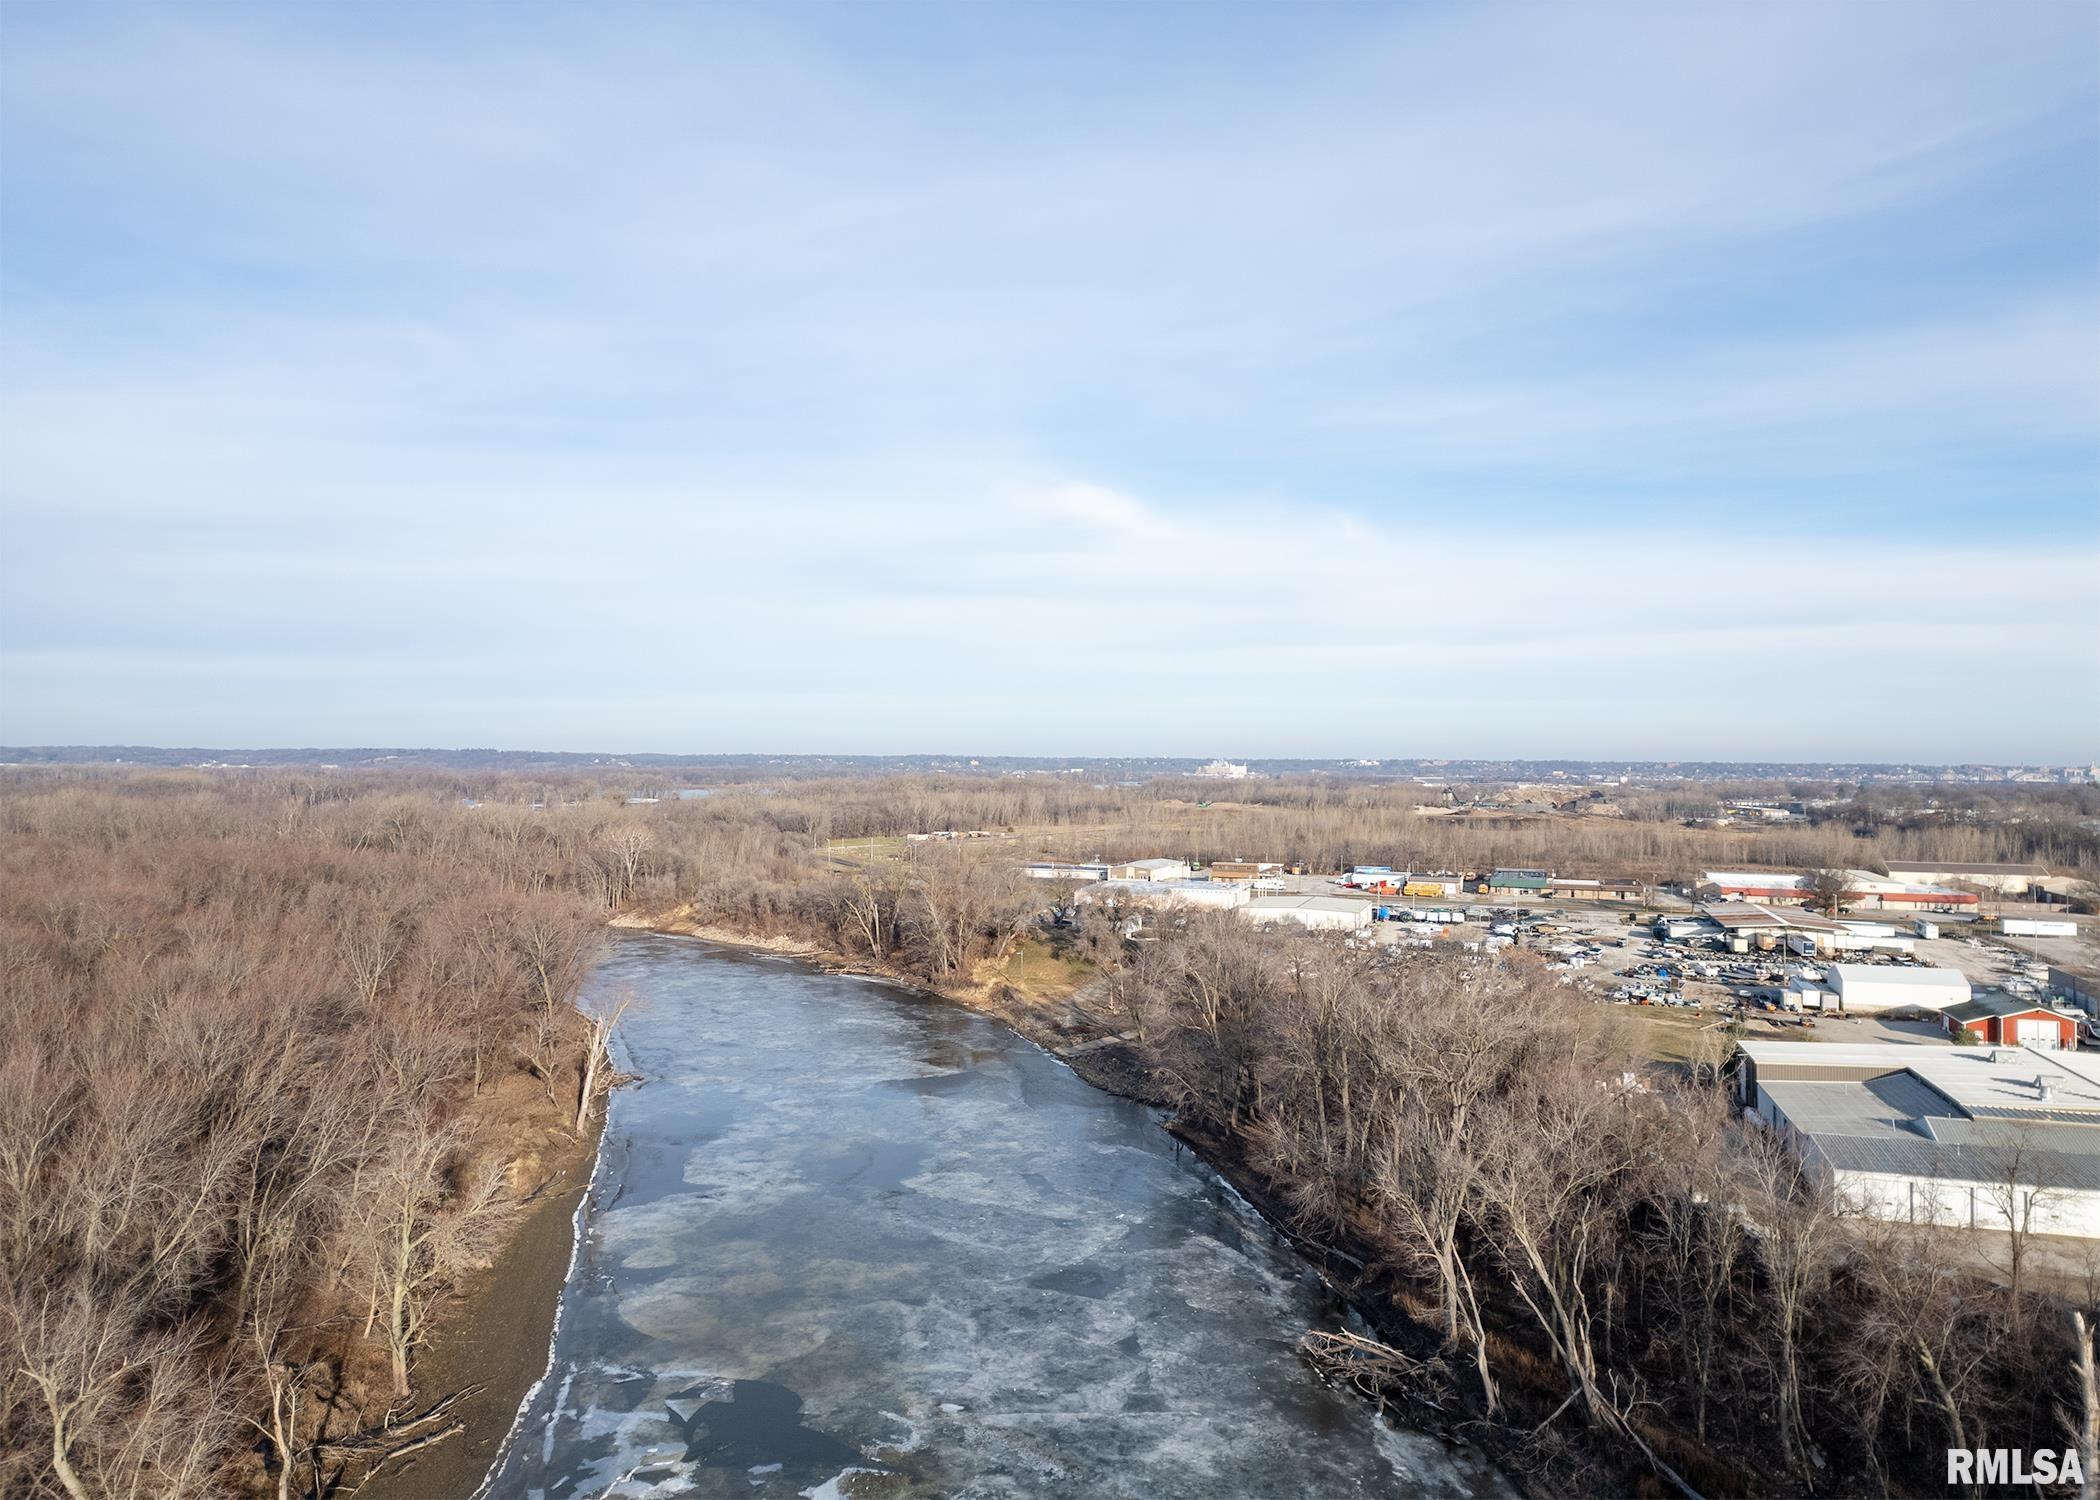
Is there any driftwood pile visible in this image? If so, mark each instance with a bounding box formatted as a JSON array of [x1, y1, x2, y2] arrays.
[[1296, 1329, 1449, 1411]]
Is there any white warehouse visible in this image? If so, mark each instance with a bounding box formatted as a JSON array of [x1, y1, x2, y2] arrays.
[[1076, 880, 1248, 911], [1824, 964, 1971, 1013], [1240, 895, 1374, 931], [1737, 1041, 2100, 1239]]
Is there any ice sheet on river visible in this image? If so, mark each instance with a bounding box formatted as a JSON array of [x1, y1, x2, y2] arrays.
[[485, 933, 1509, 1500]]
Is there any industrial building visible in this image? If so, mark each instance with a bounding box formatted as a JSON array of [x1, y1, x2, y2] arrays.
[[1240, 895, 1374, 931], [1821, 964, 1972, 1014], [1024, 861, 1109, 882], [1210, 860, 1284, 881], [1940, 994, 2080, 1049], [1401, 873, 1466, 899], [1345, 868, 1469, 897], [1736, 1041, 2100, 1238], [1698, 869, 1978, 913], [1700, 871, 1812, 903], [1884, 860, 2052, 896], [1479, 868, 1549, 896], [1704, 901, 1846, 938], [1076, 880, 1248, 911], [1698, 902, 1914, 956], [2053, 967, 2100, 1013], [1545, 876, 1642, 902], [1837, 872, 1980, 913], [1108, 858, 1193, 882]]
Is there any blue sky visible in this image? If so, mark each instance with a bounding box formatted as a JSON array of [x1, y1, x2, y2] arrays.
[[2, 0, 2096, 760]]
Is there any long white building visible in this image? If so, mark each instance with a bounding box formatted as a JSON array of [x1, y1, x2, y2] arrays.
[[1239, 895, 1374, 931], [1075, 879, 1248, 911], [1823, 964, 1971, 1013], [1737, 1041, 2100, 1238]]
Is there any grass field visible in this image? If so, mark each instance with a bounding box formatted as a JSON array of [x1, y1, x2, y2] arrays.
[[985, 934, 1096, 1005]]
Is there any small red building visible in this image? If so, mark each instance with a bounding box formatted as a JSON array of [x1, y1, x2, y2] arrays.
[[1941, 994, 2080, 1050]]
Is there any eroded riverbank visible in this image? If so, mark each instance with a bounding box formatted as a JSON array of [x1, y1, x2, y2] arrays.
[[481, 931, 1509, 1499]]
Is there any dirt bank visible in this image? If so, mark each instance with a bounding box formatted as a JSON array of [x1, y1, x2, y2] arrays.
[[355, 1116, 601, 1500]]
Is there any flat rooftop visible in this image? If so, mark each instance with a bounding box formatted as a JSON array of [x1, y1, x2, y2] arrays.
[[1885, 861, 2051, 877], [1740, 1040, 2100, 1120], [1703, 901, 1846, 933], [1825, 964, 1969, 988], [1759, 1074, 2100, 1190], [1245, 895, 1369, 914]]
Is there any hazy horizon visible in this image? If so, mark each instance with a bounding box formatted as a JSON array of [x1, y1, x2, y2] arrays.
[[4, 2, 2097, 760], [2, 741, 2091, 773]]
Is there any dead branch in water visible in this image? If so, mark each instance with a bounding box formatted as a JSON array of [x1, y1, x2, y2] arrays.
[[1298, 1329, 1448, 1406]]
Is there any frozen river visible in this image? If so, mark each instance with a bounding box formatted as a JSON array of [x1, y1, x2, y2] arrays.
[[486, 932, 1507, 1499]]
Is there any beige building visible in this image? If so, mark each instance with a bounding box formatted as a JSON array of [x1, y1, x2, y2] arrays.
[[1239, 895, 1374, 932], [1109, 858, 1194, 882]]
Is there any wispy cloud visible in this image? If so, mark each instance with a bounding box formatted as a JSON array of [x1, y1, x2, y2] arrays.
[[1, 1, 2094, 755]]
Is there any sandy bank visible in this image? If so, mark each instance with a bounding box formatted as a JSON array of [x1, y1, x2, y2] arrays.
[[355, 1116, 601, 1500]]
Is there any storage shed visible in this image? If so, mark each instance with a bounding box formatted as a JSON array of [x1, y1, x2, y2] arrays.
[[1941, 995, 2080, 1050]]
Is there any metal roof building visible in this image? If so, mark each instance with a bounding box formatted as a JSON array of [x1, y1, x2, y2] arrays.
[[1024, 861, 1110, 882], [1075, 879, 1247, 910], [1884, 860, 2051, 895], [1109, 858, 1194, 882], [1703, 902, 1847, 934], [1700, 871, 1812, 903], [1737, 1041, 2100, 1236], [1240, 895, 1374, 931], [1824, 963, 1971, 1013], [1940, 993, 2081, 1050]]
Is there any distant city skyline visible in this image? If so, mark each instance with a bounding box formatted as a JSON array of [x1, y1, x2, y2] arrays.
[[3, 1, 2096, 758]]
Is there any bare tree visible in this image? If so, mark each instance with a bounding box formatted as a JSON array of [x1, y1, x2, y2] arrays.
[[576, 985, 636, 1132], [1738, 1125, 1837, 1481], [1806, 868, 1850, 916], [1977, 1123, 2064, 1343], [355, 1119, 513, 1401]]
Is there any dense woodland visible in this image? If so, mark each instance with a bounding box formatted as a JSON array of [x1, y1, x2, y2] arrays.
[[0, 777, 610, 1499], [1, 767, 2093, 1497]]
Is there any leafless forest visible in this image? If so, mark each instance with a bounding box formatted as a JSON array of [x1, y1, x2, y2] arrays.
[[0, 775, 609, 1499], [0, 766, 2091, 1497], [1120, 922, 2081, 1498]]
